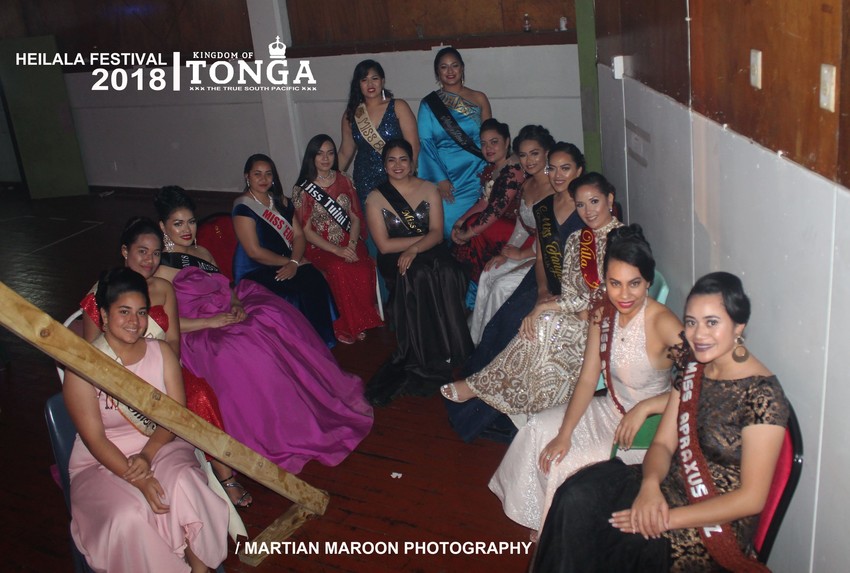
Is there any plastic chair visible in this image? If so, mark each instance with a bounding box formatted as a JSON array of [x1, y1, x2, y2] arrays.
[[755, 404, 803, 563], [56, 309, 84, 384]]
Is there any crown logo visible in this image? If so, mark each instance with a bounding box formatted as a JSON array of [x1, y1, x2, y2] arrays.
[[269, 36, 287, 59]]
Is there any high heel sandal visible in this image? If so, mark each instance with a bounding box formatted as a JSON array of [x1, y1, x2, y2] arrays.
[[440, 383, 472, 404], [219, 474, 253, 508]]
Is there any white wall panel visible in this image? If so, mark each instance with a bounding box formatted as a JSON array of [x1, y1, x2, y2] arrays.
[[597, 64, 628, 220]]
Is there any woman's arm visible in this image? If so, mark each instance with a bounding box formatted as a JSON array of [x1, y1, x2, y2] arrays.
[[538, 315, 603, 473], [155, 278, 181, 358], [338, 112, 355, 171], [395, 99, 420, 168], [533, 237, 555, 303], [456, 164, 524, 240]]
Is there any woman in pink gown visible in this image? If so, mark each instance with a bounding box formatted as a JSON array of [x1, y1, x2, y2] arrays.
[[154, 186, 374, 473], [65, 268, 228, 573], [292, 135, 384, 344]]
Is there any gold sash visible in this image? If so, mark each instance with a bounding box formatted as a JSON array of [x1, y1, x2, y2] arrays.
[[354, 103, 386, 154]]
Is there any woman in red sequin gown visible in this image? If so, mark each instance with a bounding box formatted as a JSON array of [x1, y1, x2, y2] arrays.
[[292, 135, 384, 344], [81, 217, 252, 508]]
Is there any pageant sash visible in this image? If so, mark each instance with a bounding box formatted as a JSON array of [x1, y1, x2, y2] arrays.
[[579, 227, 602, 289], [676, 362, 769, 572], [599, 306, 626, 416], [234, 195, 294, 251], [91, 335, 158, 436], [161, 251, 220, 274], [423, 91, 485, 161], [296, 179, 352, 233], [378, 182, 426, 235], [353, 103, 387, 154], [534, 199, 563, 294]]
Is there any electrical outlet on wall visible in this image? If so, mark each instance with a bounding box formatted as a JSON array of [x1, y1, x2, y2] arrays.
[[750, 49, 762, 89], [820, 64, 836, 112]]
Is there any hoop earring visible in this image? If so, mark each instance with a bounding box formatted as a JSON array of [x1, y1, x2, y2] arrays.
[[732, 335, 750, 363], [163, 233, 175, 252]]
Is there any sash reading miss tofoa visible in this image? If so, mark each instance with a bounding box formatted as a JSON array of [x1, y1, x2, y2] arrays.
[[296, 179, 352, 232], [234, 195, 294, 250]]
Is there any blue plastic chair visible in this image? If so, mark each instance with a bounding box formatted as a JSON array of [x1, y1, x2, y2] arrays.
[[596, 270, 670, 391], [45, 393, 227, 572]]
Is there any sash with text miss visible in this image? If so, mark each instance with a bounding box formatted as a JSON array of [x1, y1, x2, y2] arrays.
[[234, 196, 294, 250], [296, 179, 352, 232], [378, 182, 426, 235]]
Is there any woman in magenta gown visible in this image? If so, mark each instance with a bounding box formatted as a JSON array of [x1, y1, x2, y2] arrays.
[[154, 186, 374, 474], [292, 134, 384, 344]]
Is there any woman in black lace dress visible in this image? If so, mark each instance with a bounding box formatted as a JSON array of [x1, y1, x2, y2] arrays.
[[535, 272, 790, 572], [363, 138, 473, 406]]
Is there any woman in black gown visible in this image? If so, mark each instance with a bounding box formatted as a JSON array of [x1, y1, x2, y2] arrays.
[[363, 138, 473, 406]]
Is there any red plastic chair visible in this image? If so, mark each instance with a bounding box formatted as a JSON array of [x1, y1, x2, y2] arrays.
[[754, 404, 803, 563], [196, 213, 237, 281]]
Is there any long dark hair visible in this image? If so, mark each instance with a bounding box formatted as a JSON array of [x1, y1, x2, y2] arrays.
[[512, 124, 556, 156], [296, 135, 340, 184], [243, 153, 283, 198], [344, 60, 393, 122]]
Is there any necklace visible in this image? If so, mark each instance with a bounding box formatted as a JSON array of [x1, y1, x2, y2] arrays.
[[249, 190, 275, 211], [317, 170, 335, 181]]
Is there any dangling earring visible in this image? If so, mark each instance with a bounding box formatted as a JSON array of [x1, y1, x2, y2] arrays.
[[193, 237, 197, 248], [732, 335, 750, 363], [163, 233, 175, 252], [382, 89, 386, 101]]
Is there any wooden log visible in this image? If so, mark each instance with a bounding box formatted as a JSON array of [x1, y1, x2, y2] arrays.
[[238, 505, 315, 566], [0, 281, 330, 564]]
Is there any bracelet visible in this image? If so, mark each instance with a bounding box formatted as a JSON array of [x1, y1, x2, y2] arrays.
[[288, 259, 300, 266]]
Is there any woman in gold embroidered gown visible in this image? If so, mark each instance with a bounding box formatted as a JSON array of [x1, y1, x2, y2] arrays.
[[442, 172, 622, 417]]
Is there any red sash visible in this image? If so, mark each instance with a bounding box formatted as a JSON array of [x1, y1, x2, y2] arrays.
[[676, 362, 769, 572], [598, 303, 626, 415], [579, 227, 601, 289], [234, 195, 294, 250]]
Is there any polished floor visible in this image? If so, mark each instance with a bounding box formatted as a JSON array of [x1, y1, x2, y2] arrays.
[[0, 189, 531, 572]]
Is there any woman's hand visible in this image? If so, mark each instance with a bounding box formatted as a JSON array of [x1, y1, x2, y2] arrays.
[[336, 244, 359, 263], [398, 247, 418, 276], [614, 404, 648, 451], [520, 304, 546, 340], [538, 433, 572, 474], [208, 312, 242, 329], [275, 261, 298, 281], [485, 255, 507, 271], [134, 475, 170, 514], [501, 244, 522, 260], [123, 453, 152, 482], [611, 484, 670, 539], [230, 303, 247, 322], [437, 180, 455, 203]]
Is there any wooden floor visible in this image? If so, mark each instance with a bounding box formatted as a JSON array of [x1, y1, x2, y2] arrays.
[[0, 189, 532, 572]]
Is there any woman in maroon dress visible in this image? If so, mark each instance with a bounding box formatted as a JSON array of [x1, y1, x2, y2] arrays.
[[292, 134, 384, 344]]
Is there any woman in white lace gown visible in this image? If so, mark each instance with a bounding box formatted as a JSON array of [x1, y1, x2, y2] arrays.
[[469, 125, 559, 344], [490, 225, 683, 534]]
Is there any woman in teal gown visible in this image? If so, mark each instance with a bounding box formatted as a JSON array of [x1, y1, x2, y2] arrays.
[[418, 47, 491, 238]]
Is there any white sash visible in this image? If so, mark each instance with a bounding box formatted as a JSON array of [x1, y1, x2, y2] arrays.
[[354, 103, 387, 154], [91, 335, 158, 436], [234, 195, 294, 250]]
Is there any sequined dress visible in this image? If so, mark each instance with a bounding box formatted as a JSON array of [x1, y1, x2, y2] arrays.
[[350, 98, 404, 205], [535, 375, 790, 572], [466, 218, 622, 414], [366, 200, 473, 405], [489, 299, 671, 532], [292, 174, 383, 340], [468, 198, 538, 345]]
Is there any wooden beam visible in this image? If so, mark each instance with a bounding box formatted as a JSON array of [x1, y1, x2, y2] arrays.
[[0, 281, 330, 564], [238, 505, 315, 566]]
